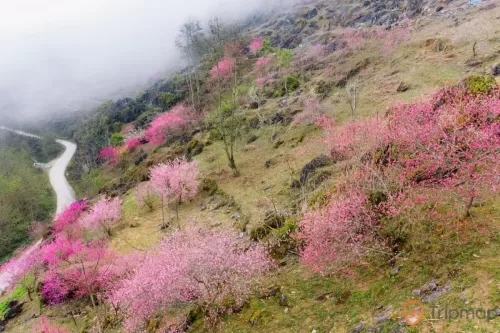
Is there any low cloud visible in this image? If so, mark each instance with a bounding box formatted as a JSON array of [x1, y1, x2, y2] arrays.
[[0, 0, 298, 123]]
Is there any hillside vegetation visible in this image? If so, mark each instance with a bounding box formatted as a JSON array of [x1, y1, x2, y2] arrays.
[[0, 131, 62, 261], [1, 0, 500, 332]]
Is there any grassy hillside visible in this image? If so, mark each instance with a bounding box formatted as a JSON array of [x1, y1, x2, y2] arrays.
[[0, 147, 56, 261]]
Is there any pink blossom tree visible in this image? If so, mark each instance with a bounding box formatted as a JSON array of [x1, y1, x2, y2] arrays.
[[52, 200, 88, 235], [108, 227, 272, 331], [149, 158, 199, 226], [298, 192, 377, 273], [209, 57, 236, 85], [41, 236, 114, 333], [80, 197, 122, 236], [99, 147, 119, 165], [301, 84, 500, 274], [123, 136, 142, 152], [249, 37, 263, 54], [145, 105, 188, 145]]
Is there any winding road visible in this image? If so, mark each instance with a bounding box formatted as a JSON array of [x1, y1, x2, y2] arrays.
[[0, 127, 77, 292]]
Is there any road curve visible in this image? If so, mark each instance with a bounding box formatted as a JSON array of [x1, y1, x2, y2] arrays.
[[0, 129, 77, 293], [49, 140, 77, 214]]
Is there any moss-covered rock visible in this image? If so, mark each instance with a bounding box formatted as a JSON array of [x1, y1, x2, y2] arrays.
[[198, 178, 218, 196], [185, 139, 203, 157]]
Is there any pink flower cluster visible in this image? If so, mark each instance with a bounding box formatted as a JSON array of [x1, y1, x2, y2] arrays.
[[80, 197, 122, 236], [52, 200, 88, 233], [209, 57, 236, 83], [145, 105, 188, 145], [149, 157, 199, 203], [300, 85, 500, 273], [299, 192, 376, 273], [124, 136, 142, 152], [99, 146, 119, 164], [107, 227, 272, 331], [249, 37, 264, 54]]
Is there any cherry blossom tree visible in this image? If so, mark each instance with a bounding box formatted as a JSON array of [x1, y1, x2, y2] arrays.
[[41, 236, 114, 333], [108, 227, 272, 332], [149, 158, 199, 226], [299, 192, 377, 273], [300, 84, 500, 274], [209, 57, 236, 84], [145, 105, 189, 145], [80, 197, 122, 236], [123, 136, 142, 152], [52, 200, 88, 235], [249, 37, 263, 54], [98, 147, 119, 165]]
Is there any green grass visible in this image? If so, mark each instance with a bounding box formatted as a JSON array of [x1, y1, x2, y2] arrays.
[[0, 285, 26, 316]]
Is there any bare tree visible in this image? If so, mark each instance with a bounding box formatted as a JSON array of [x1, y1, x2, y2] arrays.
[[346, 80, 358, 117], [176, 20, 204, 111]]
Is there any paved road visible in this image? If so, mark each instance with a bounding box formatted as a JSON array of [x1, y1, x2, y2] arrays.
[[0, 128, 77, 292], [49, 140, 77, 214]]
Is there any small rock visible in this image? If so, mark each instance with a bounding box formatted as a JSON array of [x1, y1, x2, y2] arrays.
[[264, 160, 272, 168], [230, 212, 240, 220], [312, 329, 318, 333], [366, 325, 383, 333], [491, 63, 500, 76], [315, 292, 333, 301], [279, 98, 288, 107], [284, 307, 289, 314], [129, 222, 139, 228], [247, 134, 258, 144], [397, 82, 409, 92], [350, 322, 365, 333], [374, 305, 393, 323], [494, 308, 500, 316], [389, 264, 402, 276], [279, 294, 288, 306], [210, 221, 222, 227], [389, 326, 407, 333], [273, 139, 285, 149]]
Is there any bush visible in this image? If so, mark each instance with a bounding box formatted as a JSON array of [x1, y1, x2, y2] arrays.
[[284, 74, 300, 93], [110, 133, 124, 147], [464, 75, 496, 95]]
